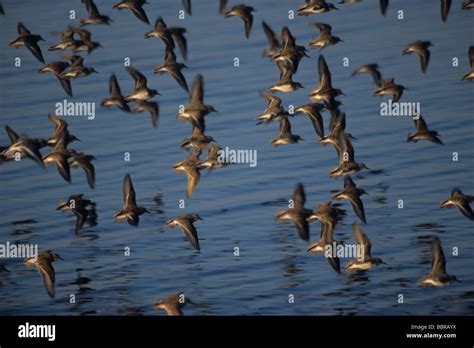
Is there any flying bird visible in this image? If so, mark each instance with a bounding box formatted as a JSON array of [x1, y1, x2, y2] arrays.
[[165, 214, 203, 251], [154, 45, 189, 92], [418, 237, 459, 287], [224, 5, 255, 39], [24, 251, 63, 298], [351, 64, 382, 87], [38, 62, 73, 97], [80, 0, 112, 25], [261, 21, 281, 58], [270, 117, 302, 146], [309, 22, 342, 49], [406, 115, 443, 145], [9, 23, 45, 63], [114, 174, 149, 226], [113, 0, 150, 24], [101, 74, 131, 112], [345, 223, 385, 271], [125, 66, 159, 101], [309, 55, 344, 108], [402, 41, 432, 73], [374, 77, 406, 103], [42, 141, 72, 182], [57, 194, 97, 233], [333, 176, 368, 224], [440, 188, 474, 220], [68, 150, 96, 189], [276, 183, 313, 241], [154, 292, 194, 315], [1, 126, 46, 165]]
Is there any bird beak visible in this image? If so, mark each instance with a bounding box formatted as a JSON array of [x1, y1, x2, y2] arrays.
[[56, 202, 68, 210]]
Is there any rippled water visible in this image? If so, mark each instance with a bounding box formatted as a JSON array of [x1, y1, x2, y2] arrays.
[[0, 0, 473, 315]]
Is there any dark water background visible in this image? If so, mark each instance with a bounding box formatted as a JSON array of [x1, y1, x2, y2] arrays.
[[0, 0, 473, 315]]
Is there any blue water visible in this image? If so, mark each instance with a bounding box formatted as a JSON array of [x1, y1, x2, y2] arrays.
[[0, 0, 473, 315]]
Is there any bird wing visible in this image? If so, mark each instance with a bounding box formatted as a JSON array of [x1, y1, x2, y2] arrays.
[[469, 46, 474, 70], [279, 117, 292, 136], [80, 158, 95, 189], [306, 108, 324, 138], [344, 176, 356, 189], [318, 55, 332, 89], [130, 2, 149, 24], [5, 126, 19, 144], [348, 195, 367, 224], [353, 222, 371, 258], [23, 142, 44, 165], [127, 66, 147, 90], [54, 155, 71, 182], [164, 44, 178, 64], [262, 21, 279, 50], [182, 0, 191, 15], [70, 26, 91, 41], [57, 76, 73, 97], [109, 74, 123, 96], [36, 259, 55, 298], [293, 215, 309, 241], [431, 238, 447, 276], [178, 219, 200, 250], [154, 17, 167, 30], [243, 11, 253, 39], [84, 0, 101, 17], [281, 26, 296, 50], [219, 0, 228, 14], [456, 200, 474, 220], [189, 74, 204, 107], [415, 115, 429, 131], [379, 0, 389, 16], [17, 22, 31, 36], [327, 256, 341, 273], [312, 22, 331, 35], [293, 183, 306, 209], [440, 0, 452, 22], [74, 212, 86, 233], [25, 40, 45, 64], [170, 28, 188, 60], [170, 67, 189, 93], [123, 174, 137, 209], [417, 45, 430, 73], [186, 166, 200, 198]]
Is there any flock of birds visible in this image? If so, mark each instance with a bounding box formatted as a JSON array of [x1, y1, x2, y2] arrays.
[[0, 0, 473, 315]]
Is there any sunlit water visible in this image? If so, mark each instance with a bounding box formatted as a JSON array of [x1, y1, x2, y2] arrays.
[[0, 0, 473, 315]]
